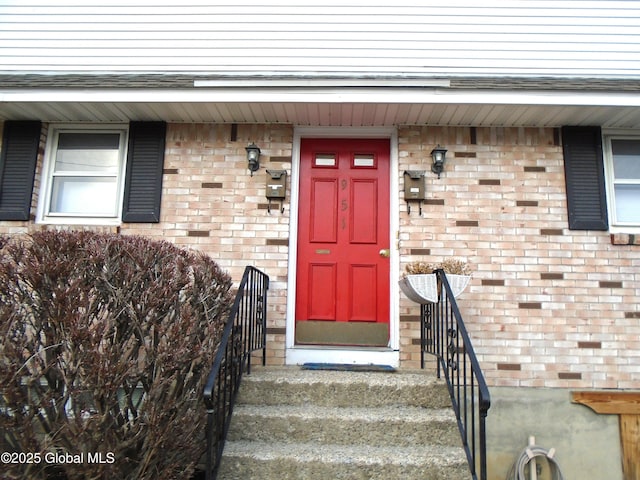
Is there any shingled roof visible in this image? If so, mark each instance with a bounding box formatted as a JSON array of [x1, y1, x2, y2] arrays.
[[1, 73, 639, 92]]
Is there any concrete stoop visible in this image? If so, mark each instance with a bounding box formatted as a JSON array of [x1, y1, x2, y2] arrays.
[[217, 367, 471, 480]]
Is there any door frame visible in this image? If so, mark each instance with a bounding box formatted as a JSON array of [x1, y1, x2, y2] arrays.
[[286, 126, 400, 366]]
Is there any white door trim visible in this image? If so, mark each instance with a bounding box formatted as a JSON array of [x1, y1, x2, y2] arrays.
[[286, 126, 400, 366]]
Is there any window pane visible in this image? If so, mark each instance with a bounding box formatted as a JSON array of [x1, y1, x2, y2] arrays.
[[50, 177, 118, 215], [55, 149, 119, 173], [55, 133, 120, 173], [58, 133, 120, 150], [614, 184, 640, 223], [353, 154, 375, 167], [611, 139, 640, 179], [315, 153, 336, 167]]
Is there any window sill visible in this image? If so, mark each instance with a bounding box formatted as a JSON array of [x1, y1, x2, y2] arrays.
[[36, 217, 122, 227]]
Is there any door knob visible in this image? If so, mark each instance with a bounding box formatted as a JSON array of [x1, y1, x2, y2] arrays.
[[379, 249, 390, 258]]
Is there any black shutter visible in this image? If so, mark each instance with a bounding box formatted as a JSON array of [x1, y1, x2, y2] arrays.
[[122, 121, 166, 223], [562, 126, 609, 230], [0, 121, 41, 221]]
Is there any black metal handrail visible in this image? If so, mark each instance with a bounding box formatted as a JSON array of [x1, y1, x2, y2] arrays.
[[421, 270, 491, 480], [203, 266, 269, 480]]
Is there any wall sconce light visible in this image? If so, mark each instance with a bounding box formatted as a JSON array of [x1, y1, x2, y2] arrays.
[[430, 145, 448, 179], [245, 143, 261, 175]]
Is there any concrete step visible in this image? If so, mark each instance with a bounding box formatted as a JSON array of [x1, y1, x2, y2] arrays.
[[217, 367, 470, 480], [219, 441, 470, 480], [235, 367, 452, 408], [227, 404, 461, 447]]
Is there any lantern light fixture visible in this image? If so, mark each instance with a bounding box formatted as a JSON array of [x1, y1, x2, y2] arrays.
[[430, 145, 448, 179], [245, 143, 261, 175]]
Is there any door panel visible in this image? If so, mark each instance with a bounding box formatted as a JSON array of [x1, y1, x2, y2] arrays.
[[307, 262, 337, 320], [310, 178, 338, 243], [296, 138, 390, 346], [350, 179, 378, 243], [349, 264, 377, 321]]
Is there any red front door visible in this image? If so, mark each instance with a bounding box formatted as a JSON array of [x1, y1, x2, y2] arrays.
[[295, 138, 390, 346]]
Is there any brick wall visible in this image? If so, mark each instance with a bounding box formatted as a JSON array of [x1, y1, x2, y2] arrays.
[[398, 126, 640, 389], [1, 122, 638, 389], [0, 123, 293, 365], [151, 124, 293, 364], [145, 123, 294, 365]]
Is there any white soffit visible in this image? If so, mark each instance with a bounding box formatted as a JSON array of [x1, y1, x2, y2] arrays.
[[193, 78, 453, 88], [2, 87, 640, 128], [2, 87, 640, 108]]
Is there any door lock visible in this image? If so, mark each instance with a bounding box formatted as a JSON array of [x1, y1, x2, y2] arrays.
[[379, 249, 390, 258]]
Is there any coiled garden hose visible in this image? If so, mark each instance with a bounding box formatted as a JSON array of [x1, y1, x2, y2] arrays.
[[507, 443, 565, 480]]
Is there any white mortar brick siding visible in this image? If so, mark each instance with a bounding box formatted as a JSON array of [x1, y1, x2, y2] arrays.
[[2, 123, 638, 389]]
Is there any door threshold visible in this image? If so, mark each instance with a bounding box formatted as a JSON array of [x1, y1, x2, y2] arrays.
[[286, 347, 399, 367], [294, 344, 393, 352]]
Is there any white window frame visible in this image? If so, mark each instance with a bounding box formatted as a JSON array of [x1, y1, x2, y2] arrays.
[[37, 124, 129, 225], [603, 131, 640, 232]]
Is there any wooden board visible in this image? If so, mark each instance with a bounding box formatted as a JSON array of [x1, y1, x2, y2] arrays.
[[572, 391, 640, 480]]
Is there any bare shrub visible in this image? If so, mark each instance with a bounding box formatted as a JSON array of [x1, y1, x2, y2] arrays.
[[0, 231, 233, 480]]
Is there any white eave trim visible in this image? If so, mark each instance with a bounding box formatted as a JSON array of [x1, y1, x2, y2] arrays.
[[194, 78, 452, 88], [2, 87, 640, 108]]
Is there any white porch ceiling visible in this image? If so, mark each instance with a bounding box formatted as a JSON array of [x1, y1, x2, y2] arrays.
[[2, 87, 640, 128]]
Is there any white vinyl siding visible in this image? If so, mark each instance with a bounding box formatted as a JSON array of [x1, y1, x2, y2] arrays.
[[1, 1, 640, 77]]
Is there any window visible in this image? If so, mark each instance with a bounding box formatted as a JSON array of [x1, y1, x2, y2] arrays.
[[605, 137, 640, 227], [39, 126, 128, 224]]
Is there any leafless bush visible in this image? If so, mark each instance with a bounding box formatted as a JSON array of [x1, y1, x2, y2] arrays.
[[0, 231, 233, 479]]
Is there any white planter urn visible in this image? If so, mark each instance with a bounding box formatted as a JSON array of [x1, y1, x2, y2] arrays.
[[399, 273, 471, 304]]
